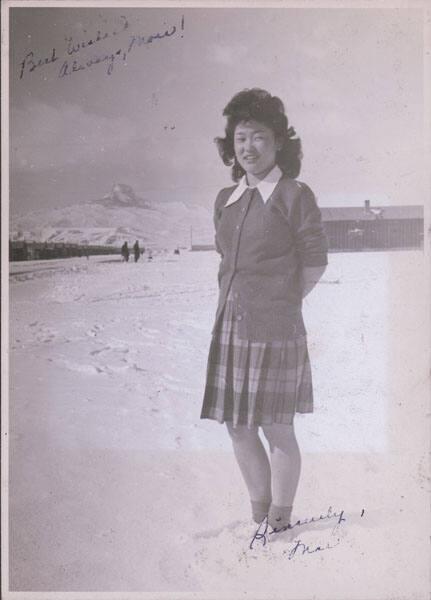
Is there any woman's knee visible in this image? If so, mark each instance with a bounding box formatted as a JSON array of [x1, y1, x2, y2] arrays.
[[225, 422, 259, 444], [261, 422, 297, 452]]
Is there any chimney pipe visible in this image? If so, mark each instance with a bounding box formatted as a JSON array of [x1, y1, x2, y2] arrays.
[[365, 199, 370, 211]]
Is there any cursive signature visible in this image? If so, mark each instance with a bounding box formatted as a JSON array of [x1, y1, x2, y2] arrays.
[[19, 48, 59, 80], [58, 19, 181, 78], [283, 536, 342, 560], [18, 15, 185, 80], [249, 506, 351, 550], [64, 15, 129, 55]]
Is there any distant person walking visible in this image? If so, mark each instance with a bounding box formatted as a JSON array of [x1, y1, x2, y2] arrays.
[[121, 242, 129, 262], [133, 240, 140, 263], [200, 89, 328, 532]]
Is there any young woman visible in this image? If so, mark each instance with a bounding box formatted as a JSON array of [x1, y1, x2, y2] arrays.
[[200, 88, 328, 531]]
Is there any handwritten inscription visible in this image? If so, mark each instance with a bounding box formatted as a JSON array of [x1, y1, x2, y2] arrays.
[[65, 15, 129, 55], [284, 537, 342, 560], [249, 506, 364, 556], [273, 505, 347, 534], [19, 48, 59, 80], [18, 14, 185, 80]]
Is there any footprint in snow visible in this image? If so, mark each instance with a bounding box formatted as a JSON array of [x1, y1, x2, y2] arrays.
[[89, 346, 111, 356], [193, 520, 246, 540], [54, 358, 105, 374], [86, 325, 102, 337]]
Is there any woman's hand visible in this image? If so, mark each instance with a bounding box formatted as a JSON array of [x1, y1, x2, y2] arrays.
[[300, 265, 327, 298]]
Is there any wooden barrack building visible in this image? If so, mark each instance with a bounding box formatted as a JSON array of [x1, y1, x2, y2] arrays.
[[191, 201, 424, 252], [321, 201, 424, 251]]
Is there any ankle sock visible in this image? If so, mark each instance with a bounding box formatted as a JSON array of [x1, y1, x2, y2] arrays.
[[268, 504, 292, 531], [250, 499, 271, 524]]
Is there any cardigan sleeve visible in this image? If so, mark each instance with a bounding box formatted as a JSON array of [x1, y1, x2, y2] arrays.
[[213, 190, 226, 256], [289, 183, 329, 268]]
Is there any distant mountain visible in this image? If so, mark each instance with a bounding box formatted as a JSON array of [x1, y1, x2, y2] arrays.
[[95, 183, 152, 209], [10, 183, 213, 249]]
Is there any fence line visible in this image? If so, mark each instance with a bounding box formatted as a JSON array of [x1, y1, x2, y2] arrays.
[[9, 241, 119, 262]]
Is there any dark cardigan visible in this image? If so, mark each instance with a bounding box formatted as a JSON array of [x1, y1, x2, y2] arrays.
[[212, 175, 329, 342]]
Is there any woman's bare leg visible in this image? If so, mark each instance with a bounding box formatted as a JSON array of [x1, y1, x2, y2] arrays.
[[225, 422, 272, 521], [261, 422, 301, 529]]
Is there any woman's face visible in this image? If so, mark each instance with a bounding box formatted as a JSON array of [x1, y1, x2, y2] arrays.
[[233, 120, 281, 179]]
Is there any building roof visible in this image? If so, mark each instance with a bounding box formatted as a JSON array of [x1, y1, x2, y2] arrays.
[[320, 205, 424, 222]]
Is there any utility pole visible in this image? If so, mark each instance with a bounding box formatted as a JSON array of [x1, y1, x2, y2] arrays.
[[190, 225, 193, 250]]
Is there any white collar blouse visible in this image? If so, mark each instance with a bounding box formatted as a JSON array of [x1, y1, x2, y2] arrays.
[[224, 165, 283, 207]]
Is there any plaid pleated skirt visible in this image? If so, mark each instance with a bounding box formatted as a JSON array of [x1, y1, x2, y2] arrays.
[[200, 290, 314, 428]]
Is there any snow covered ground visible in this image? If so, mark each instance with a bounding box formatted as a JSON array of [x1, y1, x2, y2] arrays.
[[6, 249, 430, 598]]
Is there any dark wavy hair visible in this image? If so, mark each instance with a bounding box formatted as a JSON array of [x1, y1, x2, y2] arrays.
[[215, 88, 302, 181]]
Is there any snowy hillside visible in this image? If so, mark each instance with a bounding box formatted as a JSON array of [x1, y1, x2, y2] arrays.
[[10, 183, 213, 248]]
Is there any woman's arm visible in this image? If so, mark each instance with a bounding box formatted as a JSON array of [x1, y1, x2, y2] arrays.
[[288, 184, 329, 297], [300, 265, 327, 298], [213, 190, 225, 257]]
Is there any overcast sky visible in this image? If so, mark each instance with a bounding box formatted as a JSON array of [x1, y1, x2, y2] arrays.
[[9, 6, 426, 214]]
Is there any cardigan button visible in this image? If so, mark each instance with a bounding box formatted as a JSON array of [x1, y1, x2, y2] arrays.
[[236, 314, 243, 321]]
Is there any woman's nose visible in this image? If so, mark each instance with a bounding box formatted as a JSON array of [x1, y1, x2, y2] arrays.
[[243, 138, 254, 151]]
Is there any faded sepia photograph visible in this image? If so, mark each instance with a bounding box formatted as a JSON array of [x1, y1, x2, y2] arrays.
[[2, 1, 430, 599]]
